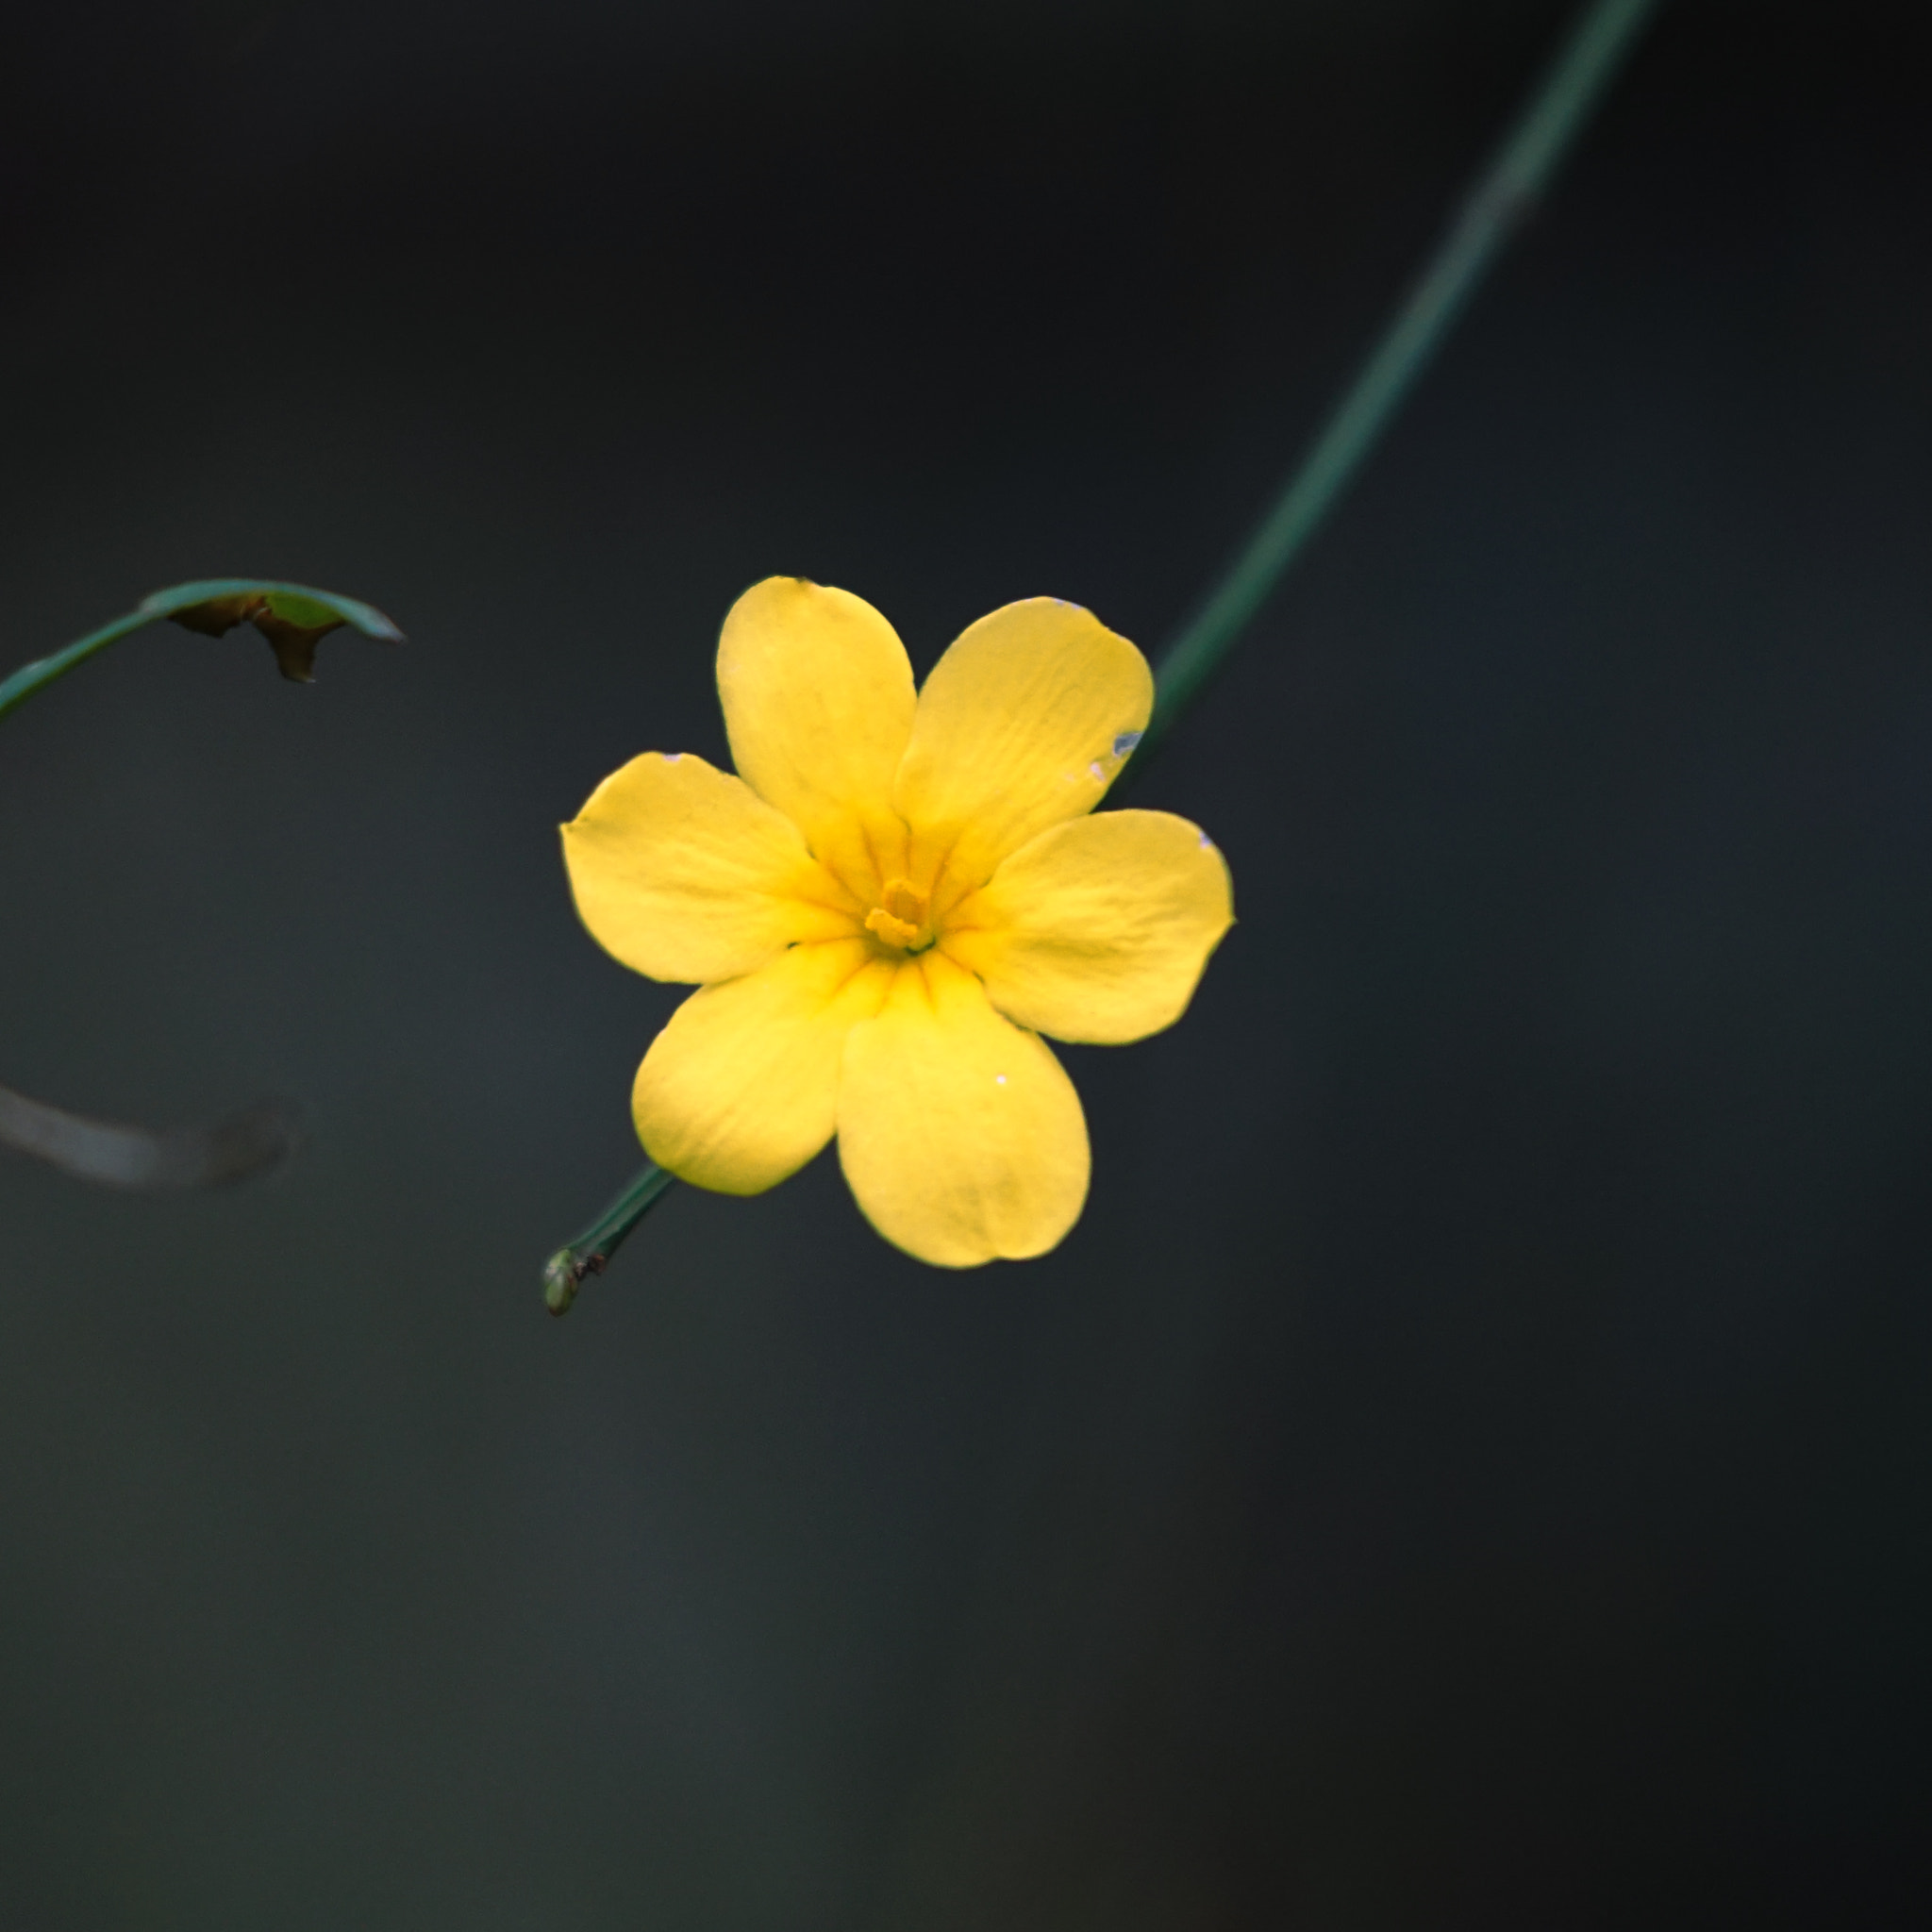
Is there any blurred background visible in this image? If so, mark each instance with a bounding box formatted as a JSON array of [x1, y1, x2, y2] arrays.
[[2, 1, 1928, 1924]]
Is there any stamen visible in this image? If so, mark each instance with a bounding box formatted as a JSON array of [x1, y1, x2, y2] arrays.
[[865, 908, 924, 948], [865, 876, 934, 953]]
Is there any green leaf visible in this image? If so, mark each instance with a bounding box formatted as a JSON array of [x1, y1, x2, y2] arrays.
[[0, 575, 404, 723], [141, 577, 404, 643], [156, 577, 404, 683], [261, 591, 342, 630]]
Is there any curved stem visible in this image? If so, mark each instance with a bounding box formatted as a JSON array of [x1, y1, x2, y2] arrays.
[[0, 607, 158, 724], [541, 0, 1666, 1308], [1141, 0, 1663, 757]]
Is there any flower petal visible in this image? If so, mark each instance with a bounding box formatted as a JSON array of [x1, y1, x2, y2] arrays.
[[563, 751, 860, 985], [891, 597, 1154, 899], [943, 809, 1234, 1044], [837, 950, 1090, 1267], [719, 577, 918, 894], [635, 938, 897, 1193]]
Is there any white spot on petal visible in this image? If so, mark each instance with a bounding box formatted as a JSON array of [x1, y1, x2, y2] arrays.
[[1089, 760, 1105, 780], [665, 752, 683, 763], [1198, 831, 1214, 848], [994, 1073, 1007, 1086]]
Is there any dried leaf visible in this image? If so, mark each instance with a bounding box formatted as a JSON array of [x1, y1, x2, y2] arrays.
[[169, 591, 268, 637], [252, 593, 347, 682]]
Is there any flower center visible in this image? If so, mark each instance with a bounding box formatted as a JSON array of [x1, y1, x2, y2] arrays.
[[863, 877, 935, 953]]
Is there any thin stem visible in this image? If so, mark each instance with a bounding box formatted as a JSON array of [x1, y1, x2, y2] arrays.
[[542, 1161, 679, 1315], [0, 609, 156, 724], [1141, 0, 1663, 758], [542, 0, 1664, 1308]]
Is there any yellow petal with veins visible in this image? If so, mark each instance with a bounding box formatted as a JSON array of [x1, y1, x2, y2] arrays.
[[943, 809, 1234, 1044], [635, 938, 897, 1193], [719, 577, 918, 897], [563, 751, 860, 985], [838, 950, 1089, 1266], [891, 597, 1153, 902]]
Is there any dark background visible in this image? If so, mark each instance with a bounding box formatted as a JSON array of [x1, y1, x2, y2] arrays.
[[2, 1, 1928, 1924]]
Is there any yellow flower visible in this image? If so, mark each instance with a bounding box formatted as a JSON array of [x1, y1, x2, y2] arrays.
[[560, 578, 1234, 1267]]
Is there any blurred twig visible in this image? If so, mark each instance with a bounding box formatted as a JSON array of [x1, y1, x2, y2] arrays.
[[0, 1088, 299, 1189], [0, 576, 402, 723]]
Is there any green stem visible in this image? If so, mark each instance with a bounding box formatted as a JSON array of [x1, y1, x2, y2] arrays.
[[542, 0, 1664, 1309], [543, 1162, 679, 1315], [1141, 0, 1663, 756], [0, 608, 160, 724]]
